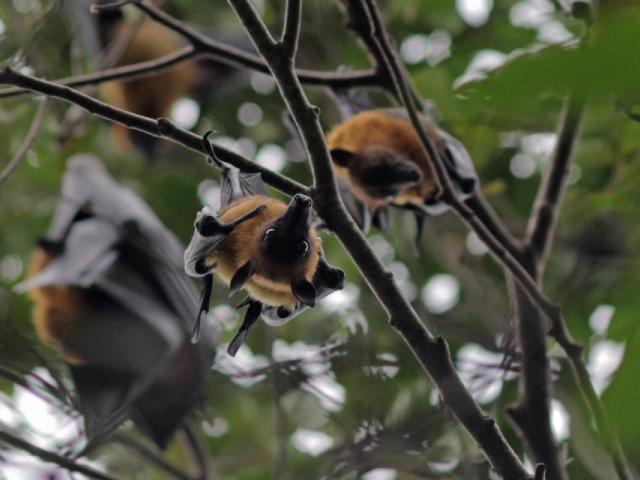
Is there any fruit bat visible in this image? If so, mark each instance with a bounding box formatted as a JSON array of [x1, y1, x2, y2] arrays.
[[184, 134, 345, 357], [326, 104, 478, 241], [72, 0, 253, 155], [15, 155, 216, 449]]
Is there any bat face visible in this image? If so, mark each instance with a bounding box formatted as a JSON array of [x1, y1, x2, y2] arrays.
[[254, 194, 318, 282], [331, 146, 423, 209], [208, 194, 321, 309]]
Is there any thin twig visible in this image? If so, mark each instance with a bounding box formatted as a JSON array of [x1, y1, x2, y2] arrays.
[[226, 0, 531, 478], [91, 0, 380, 89], [0, 99, 48, 187], [526, 95, 585, 277], [0, 46, 198, 100], [507, 95, 584, 480], [0, 66, 308, 198], [181, 424, 209, 480], [0, 430, 120, 480], [114, 433, 194, 480]]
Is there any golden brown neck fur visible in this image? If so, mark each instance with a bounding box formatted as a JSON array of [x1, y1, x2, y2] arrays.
[[327, 110, 443, 209]]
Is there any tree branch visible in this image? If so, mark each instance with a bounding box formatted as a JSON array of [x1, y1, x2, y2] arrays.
[[0, 430, 121, 480], [507, 93, 631, 480], [114, 433, 195, 480], [0, 46, 199, 100], [90, 0, 380, 89], [507, 95, 584, 480], [181, 425, 209, 480], [279, 0, 302, 57], [227, 1, 531, 478], [0, 66, 308, 198], [526, 95, 585, 276], [0, 98, 48, 188]]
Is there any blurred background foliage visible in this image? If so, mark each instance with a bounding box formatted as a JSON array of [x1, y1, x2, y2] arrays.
[[0, 0, 639, 479]]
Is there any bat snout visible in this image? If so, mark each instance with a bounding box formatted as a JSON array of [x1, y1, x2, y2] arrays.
[[281, 194, 313, 229], [292, 194, 312, 207]]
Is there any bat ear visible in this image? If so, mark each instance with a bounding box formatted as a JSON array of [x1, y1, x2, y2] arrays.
[[330, 148, 357, 168], [291, 279, 316, 307], [229, 261, 255, 298]]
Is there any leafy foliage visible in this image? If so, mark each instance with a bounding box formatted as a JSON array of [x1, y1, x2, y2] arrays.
[[1, 0, 639, 479]]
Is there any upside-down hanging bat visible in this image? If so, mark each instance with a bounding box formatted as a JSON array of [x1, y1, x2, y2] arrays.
[[98, 14, 197, 154], [15, 155, 216, 449], [326, 105, 478, 238], [75, 1, 251, 155], [184, 134, 345, 357]]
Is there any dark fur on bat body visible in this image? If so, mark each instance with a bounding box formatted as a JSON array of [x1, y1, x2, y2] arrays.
[[185, 133, 344, 356], [326, 107, 477, 236], [19, 155, 216, 449]]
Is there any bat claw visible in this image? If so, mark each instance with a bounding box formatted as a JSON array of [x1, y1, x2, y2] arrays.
[[229, 261, 255, 298], [227, 300, 262, 356]]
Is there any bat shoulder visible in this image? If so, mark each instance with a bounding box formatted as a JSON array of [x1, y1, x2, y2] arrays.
[[26, 248, 87, 364], [328, 110, 443, 156]]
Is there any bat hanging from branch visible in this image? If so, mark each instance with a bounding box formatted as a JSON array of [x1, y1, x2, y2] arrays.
[[185, 133, 345, 357], [16, 155, 217, 449], [325, 90, 478, 243]]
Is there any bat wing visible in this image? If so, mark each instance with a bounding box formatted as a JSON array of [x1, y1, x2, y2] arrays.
[[18, 155, 216, 446], [337, 180, 371, 233], [261, 255, 345, 326], [438, 129, 478, 197], [418, 130, 478, 216], [220, 165, 267, 208], [326, 87, 375, 120], [183, 206, 232, 278]]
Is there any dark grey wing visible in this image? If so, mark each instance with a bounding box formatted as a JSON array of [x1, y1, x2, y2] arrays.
[[418, 130, 477, 216], [202, 131, 266, 206], [326, 87, 375, 120], [438, 129, 478, 197], [337, 179, 371, 233], [37, 154, 167, 252], [261, 255, 345, 326], [220, 165, 267, 208], [18, 155, 216, 447]]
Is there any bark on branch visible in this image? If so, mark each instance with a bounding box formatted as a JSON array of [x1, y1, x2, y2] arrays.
[[0, 66, 308, 198], [512, 94, 632, 480]]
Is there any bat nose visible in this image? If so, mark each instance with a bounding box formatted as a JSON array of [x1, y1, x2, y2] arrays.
[[292, 194, 312, 206], [282, 194, 312, 229]]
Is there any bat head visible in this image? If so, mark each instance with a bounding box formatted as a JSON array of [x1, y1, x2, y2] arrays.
[[331, 146, 422, 203], [254, 194, 318, 283], [255, 193, 314, 268]]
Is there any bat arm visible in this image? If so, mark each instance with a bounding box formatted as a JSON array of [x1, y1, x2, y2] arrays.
[[185, 205, 266, 278]]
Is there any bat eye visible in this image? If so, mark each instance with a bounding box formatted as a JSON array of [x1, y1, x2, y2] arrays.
[[263, 228, 276, 242], [299, 240, 309, 255]]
